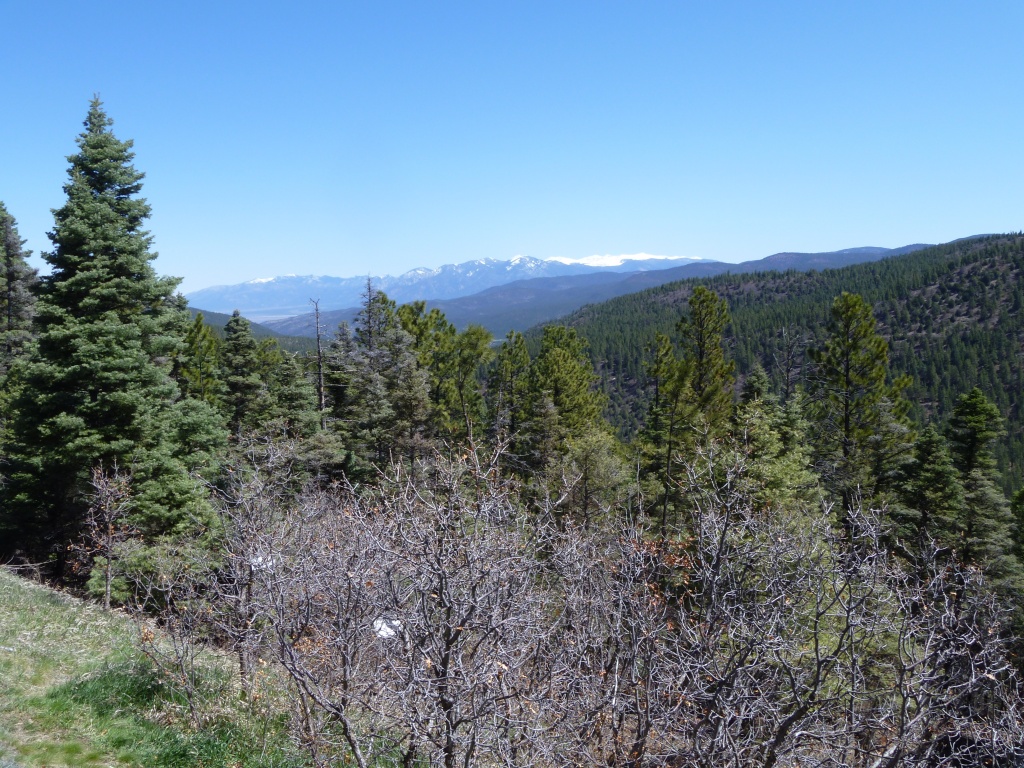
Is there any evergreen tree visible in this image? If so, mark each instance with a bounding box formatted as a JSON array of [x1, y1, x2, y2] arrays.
[[677, 286, 735, 432], [732, 365, 818, 515], [947, 387, 1004, 478], [550, 426, 628, 528], [331, 286, 430, 475], [945, 388, 1021, 592], [324, 321, 357, 431], [397, 301, 453, 436], [175, 313, 224, 408], [0, 202, 37, 375], [1013, 487, 1024, 566], [355, 278, 398, 353], [639, 332, 694, 537], [807, 292, 911, 513], [304, 321, 360, 480], [221, 311, 267, 435], [636, 288, 735, 533], [265, 347, 319, 439], [440, 324, 494, 443], [523, 326, 605, 472], [739, 363, 772, 404], [1, 100, 221, 562], [892, 425, 965, 558], [396, 301, 492, 443], [488, 330, 532, 458]]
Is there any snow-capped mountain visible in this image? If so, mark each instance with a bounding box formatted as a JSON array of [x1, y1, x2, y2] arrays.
[[185, 254, 706, 322]]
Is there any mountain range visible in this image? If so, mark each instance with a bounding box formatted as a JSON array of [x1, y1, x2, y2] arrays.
[[185, 254, 709, 322], [248, 244, 932, 338]]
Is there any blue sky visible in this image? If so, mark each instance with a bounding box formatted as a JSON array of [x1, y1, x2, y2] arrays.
[[3, 2, 1022, 293]]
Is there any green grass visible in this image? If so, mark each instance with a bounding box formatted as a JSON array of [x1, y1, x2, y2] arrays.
[[0, 569, 305, 767]]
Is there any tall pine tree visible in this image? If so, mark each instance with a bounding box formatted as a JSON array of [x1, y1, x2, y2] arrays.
[[0, 202, 37, 376], [640, 332, 694, 537], [488, 330, 532, 463], [945, 388, 1022, 593], [677, 286, 735, 433], [221, 310, 268, 435], [523, 325, 605, 472], [174, 313, 224, 408], [1, 100, 222, 564], [808, 292, 911, 514]]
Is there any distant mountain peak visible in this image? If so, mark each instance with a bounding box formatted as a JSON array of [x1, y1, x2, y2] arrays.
[[546, 253, 702, 268], [247, 274, 294, 284]]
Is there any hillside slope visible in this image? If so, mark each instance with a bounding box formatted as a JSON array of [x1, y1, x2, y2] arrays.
[[0, 570, 297, 767], [553, 235, 1024, 491]]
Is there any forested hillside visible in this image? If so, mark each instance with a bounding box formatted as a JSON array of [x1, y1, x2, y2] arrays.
[[558, 235, 1024, 490]]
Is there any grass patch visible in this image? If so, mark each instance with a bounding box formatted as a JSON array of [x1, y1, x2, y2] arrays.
[[0, 569, 303, 767]]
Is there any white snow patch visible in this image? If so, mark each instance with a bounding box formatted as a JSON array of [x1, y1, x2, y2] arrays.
[[508, 254, 539, 268], [246, 274, 300, 284], [545, 253, 703, 268]]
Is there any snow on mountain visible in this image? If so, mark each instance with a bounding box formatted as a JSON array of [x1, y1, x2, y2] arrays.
[[186, 253, 709, 322], [546, 253, 702, 268]]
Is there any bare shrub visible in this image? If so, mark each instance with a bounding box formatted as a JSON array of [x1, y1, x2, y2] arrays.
[[146, 442, 1024, 766], [76, 462, 137, 609], [124, 538, 226, 728], [252, 456, 561, 767], [545, 448, 1024, 767]]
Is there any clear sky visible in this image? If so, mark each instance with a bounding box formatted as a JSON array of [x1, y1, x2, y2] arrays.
[[3, 2, 1022, 293]]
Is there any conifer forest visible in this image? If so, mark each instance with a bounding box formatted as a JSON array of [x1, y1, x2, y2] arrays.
[[3, 102, 1024, 767]]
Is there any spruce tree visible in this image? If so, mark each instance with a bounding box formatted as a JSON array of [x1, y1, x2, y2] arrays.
[[221, 310, 267, 435], [325, 321, 357, 431], [0, 202, 37, 376], [1013, 488, 1024, 566], [732, 364, 818, 515], [1, 100, 221, 562], [640, 332, 694, 537], [945, 388, 1021, 591], [300, 321, 359, 480], [331, 286, 430, 475], [947, 387, 1004, 478], [739, 363, 772, 404], [264, 347, 319, 439], [893, 425, 965, 558]]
